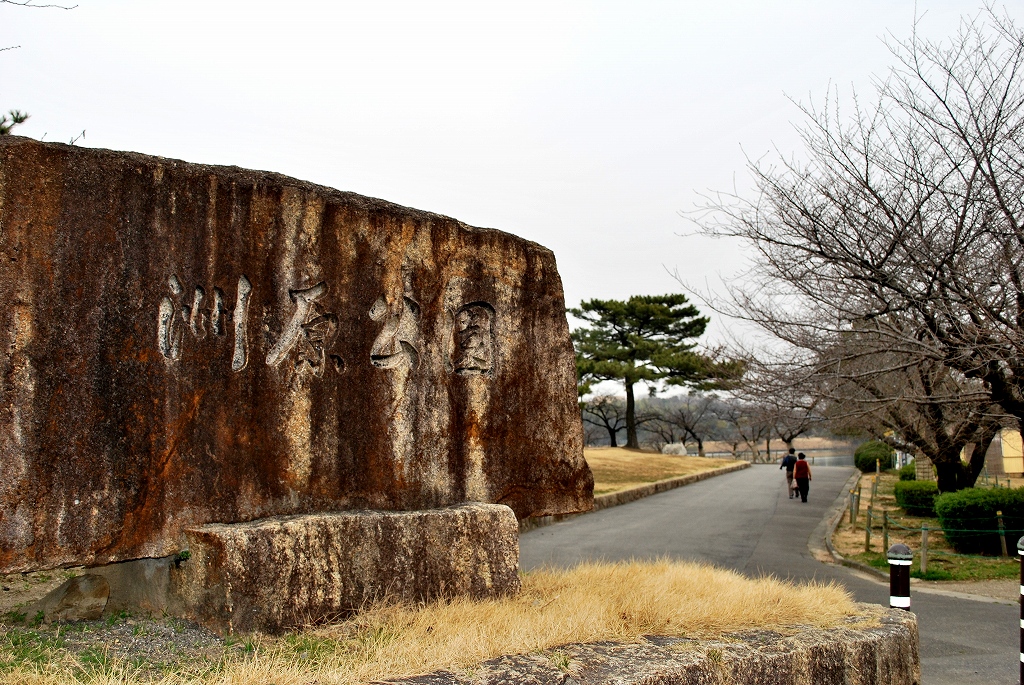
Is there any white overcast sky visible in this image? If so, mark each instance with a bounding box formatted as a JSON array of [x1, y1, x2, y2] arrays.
[[2, 1, 977, 342]]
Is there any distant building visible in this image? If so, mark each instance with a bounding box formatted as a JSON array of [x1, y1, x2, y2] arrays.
[[923, 429, 1024, 481], [983, 429, 1024, 478]]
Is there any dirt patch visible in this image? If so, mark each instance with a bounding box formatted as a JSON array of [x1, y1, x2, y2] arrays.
[[0, 570, 77, 618]]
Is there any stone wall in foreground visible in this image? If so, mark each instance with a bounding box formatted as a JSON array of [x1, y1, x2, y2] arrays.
[[0, 137, 593, 572], [386, 605, 921, 685]]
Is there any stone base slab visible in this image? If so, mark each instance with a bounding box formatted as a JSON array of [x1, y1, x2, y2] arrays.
[[172, 503, 520, 635], [385, 605, 919, 685]]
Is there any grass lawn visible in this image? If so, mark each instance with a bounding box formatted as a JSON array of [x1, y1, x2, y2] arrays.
[[0, 560, 858, 685], [831, 471, 1020, 581], [585, 447, 739, 496]]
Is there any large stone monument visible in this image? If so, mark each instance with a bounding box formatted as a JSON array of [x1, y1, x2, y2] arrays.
[[0, 137, 592, 630]]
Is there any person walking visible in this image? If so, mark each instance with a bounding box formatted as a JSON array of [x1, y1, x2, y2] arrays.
[[793, 452, 811, 503], [779, 448, 798, 498]]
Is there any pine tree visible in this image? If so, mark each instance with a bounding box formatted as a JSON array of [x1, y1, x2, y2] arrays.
[[572, 294, 737, 449]]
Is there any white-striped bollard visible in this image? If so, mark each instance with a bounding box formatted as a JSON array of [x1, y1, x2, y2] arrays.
[[1018, 536, 1024, 682], [887, 543, 912, 611]]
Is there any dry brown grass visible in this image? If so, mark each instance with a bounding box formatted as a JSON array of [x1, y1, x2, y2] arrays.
[[2, 559, 858, 685], [585, 447, 737, 495]]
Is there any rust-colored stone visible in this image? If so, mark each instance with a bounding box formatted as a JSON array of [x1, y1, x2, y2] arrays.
[[0, 137, 592, 573], [173, 504, 521, 635]]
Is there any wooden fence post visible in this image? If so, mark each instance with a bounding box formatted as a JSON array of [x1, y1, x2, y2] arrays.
[[865, 507, 873, 553], [921, 527, 929, 575], [997, 510, 1008, 557], [882, 512, 889, 553]]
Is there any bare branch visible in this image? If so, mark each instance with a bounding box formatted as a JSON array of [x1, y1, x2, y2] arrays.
[[0, 0, 77, 8]]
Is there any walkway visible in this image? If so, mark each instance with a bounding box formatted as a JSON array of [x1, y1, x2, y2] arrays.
[[520, 464, 1017, 684]]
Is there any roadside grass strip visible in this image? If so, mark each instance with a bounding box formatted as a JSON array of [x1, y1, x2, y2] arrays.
[[586, 447, 737, 495], [1, 559, 858, 685], [833, 471, 1021, 581]]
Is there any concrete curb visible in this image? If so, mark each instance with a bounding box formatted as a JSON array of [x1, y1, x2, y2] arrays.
[[820, 471, 891, 581], [520, 461, 751, 533]]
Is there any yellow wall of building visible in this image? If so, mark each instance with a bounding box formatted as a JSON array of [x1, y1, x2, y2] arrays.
[[1002, 428, 1024, 475]]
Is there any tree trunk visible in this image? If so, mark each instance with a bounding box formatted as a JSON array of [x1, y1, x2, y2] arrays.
[[697, 439, 705, 457], [934, 460, 966, 493], [965, 424, 998, 488], [766, 438, 772, 462], [625, 381, 638, 449], [934, 443, 973, 493], [607, 424, 618, 448], [934, 426, 999, 492], [746, 442, 761, 462]]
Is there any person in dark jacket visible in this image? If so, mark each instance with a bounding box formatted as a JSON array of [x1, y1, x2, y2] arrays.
[[779, 448, 798, 498], [793, 452, 812, 502]]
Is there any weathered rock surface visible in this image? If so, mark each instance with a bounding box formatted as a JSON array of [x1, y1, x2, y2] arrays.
[[383, 606, 920, 685], [32, 574, 110, 622], [172, 503, 521, 635], [87, 556, 179, 615], [0, 137, 592, 573]]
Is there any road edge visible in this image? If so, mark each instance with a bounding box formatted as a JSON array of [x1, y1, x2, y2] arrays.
[[818, 470, 888, 580]]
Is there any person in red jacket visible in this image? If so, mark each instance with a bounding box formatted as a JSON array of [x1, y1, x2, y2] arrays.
[[793, 452, 812, 502]]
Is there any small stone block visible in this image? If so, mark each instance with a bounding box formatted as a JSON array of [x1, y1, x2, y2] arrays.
[[172, 503, 520, 635], [32, 574, 110, 623]]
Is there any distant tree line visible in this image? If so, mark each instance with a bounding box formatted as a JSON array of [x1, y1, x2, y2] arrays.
[[580, 391, 823, 461]]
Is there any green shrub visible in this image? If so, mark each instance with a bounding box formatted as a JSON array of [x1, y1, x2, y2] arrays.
[[898, 461, 916, 481], [855, 441, 894, 473], [934, 487, 1024, 555], [894, 481, 938, 516]]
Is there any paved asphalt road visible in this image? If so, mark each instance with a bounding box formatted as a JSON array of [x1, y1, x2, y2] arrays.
[[520, 464, 1017, 685]]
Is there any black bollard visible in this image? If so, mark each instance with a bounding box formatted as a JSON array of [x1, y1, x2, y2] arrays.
[[1018, 536, 1024, 684], [887, 543, 912, 611]]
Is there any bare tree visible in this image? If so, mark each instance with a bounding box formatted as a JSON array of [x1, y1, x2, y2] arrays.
[[714, 399, 775, 462], [581, 395, 628, 447], [642, 410, 685, 451], [728, 361, 822, 457], [649, 393, 722, 457], [582, 422, 606, 447], [818, 323, 1008, 489], [695, 7, 1024, 486]]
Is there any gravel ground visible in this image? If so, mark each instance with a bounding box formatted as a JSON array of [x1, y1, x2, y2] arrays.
[[3, 614, 231, 675], [1, 569, 231, 679]]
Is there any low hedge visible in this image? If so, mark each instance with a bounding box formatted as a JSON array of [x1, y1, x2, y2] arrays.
[[855, 441, 894, 473], [934, 487, 1024, 555], [894, 481, 938, 517], [898, 461, 916, 481]]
